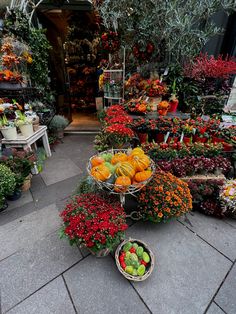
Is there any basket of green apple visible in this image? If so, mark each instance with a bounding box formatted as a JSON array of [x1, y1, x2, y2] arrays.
[[115, 238, 155, 281]]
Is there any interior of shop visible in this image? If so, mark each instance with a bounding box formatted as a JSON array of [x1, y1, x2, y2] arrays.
[[38, 2, 101, 131]]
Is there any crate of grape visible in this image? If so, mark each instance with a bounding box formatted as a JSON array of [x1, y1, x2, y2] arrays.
[[115, 238, 155, 281]]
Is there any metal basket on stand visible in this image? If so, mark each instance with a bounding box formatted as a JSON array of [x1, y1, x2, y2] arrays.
[[86, 149, 156, 207]]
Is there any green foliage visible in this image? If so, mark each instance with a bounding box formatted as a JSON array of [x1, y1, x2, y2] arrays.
[[75, 176, 97, 195], [4, 9, 30, 41], [28, 28, 51, 89], [97, 0, 235, 66], [0, 164, 16, 199], [48, 115, 69, 131]]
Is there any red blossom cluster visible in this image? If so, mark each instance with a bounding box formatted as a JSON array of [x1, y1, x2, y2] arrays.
[[101, 31, 120, 53], [104, 115, 133, 125], [140, 79, 167, 97], [184, 54, 236, 79], [105, 124, 134, 138], [60, 193, 128, 252]]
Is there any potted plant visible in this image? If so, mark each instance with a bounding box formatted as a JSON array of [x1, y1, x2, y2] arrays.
[[0, 114, 17, 140], [137, 170, 192, 223], [104, 124, 134, 148], [48, 115, 69, 139], [15, 111, 34, 137], [60, 193, 128, 257], [0, 164, 16, 211]]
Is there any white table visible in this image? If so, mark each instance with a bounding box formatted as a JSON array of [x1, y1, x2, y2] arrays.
[[2, 125, 51, 157]]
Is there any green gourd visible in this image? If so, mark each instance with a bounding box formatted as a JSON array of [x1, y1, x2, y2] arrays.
[[125, 266, 134, 275], [132, 269, 138, 276], [101, 153, 113, 162], [123, 242, 132, 252], [137, 265, 146, 276], [142, 252, 150, 263], [104, 162, 116, 174], [136, 246, 144, 258], [132, 243, 139, 250], [130, 253, 138, 263], [106, 174, 116, 184]]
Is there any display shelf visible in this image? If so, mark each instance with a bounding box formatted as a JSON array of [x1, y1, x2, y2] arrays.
[[104, 96, 123, 100]]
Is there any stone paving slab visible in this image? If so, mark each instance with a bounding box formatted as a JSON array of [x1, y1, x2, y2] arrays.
[[64, 255, 150, 314], [0, 231, 82, 312], [206, 302, 225, 314], [224, 217, 236, 229], [0, 201, 36, 227], [7, 276, 76, 314], [0, 204, 60, 261], [31, 175, 80, 210], [179, 212, 236, 261], [41, 157, 82, 186], [7, 190, 33, 210], [215, 263, 236, 314], [127, 220, 232, 314]]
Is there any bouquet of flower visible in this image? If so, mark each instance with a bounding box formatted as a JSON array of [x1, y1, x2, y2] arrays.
[[125, 99, 152, 114], [60, 193, 128, 253], [220, 180, 236, 217], [137, 170, 192, 222], [140, 79, 167, 97]]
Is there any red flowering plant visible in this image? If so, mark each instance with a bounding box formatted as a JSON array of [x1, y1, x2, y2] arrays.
[[60, 193, 128, 253], [101, 31, 120, 53], [104, 115, 133, 126], [137, 170, 192, 223], [105, 124, 134, 147], [184, 54, 236, 80], [132, 42, 155, 62]]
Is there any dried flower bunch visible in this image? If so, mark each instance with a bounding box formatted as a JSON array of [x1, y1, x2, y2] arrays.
[[137, 170, 192, 223], [60, 193, 128, 252]]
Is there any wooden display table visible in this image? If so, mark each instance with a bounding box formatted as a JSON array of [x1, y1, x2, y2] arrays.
[[2, 125, 51, 158]]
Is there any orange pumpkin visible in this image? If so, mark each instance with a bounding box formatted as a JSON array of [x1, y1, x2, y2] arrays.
[[130, 147, 145, 156], [114, 176, 131, 192], [130, 154, 150, 172], [138, 103, 147, 112], [90, 156, 104, 167], [134, 170, 152, 182], [111, 152, 128, 165], [90, 164, 110, 181], [115, 161, 136, 179]]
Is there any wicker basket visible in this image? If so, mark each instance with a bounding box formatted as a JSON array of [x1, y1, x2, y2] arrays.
[[115, 238, 155, 282], [87, 149, 155, 196]]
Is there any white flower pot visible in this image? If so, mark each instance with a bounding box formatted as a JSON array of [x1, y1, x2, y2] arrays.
[[19, 124, 34, 137], [0, 127, 17, 140]]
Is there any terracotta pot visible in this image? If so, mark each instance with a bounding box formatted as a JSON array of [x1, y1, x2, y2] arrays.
[[88, 247, 111, 257], [183, 136, 192, 144], [212, 136, 225, 143], [155, 133, 165, 143], [137, 132, 148, 144], [167, 136, 179, 143], [168, 100, 179, 113], [158, 109, 168, 116], [223, 142, 234, 152], [193, 136, 207, 143]]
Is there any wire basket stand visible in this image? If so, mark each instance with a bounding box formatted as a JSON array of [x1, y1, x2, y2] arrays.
[[87, 149, 155, 220]]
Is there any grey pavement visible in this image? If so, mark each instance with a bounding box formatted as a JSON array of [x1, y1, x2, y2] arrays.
[[0, 134, 235, 314]]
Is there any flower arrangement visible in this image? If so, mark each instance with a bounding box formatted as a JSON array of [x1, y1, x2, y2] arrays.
[[60, 193, 128, 253], [125, 99, 152, 115], [140, 79, 167, 97], [104, 115, 133, 126], [0, 69, 23, 83], [220, 180, 236, 217], [14, 110, 33, 127], [0, 114, 15, 128], [157, 101, 170, 115], [101, 31, 120, 53], [137, 170, 192, 223]]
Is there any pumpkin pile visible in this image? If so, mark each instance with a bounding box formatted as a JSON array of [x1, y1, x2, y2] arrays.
[[89, 148, 153, 193]]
